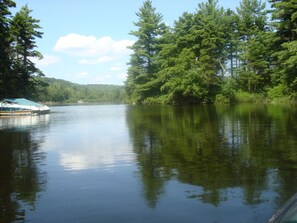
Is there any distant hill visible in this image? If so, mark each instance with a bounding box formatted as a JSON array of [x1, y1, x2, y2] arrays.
[[35, 77, 128, 103]]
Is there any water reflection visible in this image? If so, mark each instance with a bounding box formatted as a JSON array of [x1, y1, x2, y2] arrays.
[[1, 105, 297, 222], [0, 116, 48, 223], [59, 142, 134, 171], [126, 105, 297, 209], [46, 105, 135, 171], [0, 114, 50, 130]]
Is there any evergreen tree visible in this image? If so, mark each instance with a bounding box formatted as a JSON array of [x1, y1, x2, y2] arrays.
[[269, 0, 297, 94], [236, 0, 271, 92], [0, 0, 15, 97], [224, 9, 240, 78], [158, 0, 230, 103], [10, 4, 43, 98], [193, 0, 230, 101], [125, 0, 167, 103]]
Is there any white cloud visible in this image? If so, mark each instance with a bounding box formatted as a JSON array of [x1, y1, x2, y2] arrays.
[[112, 39, 134, 55], [79, 56, 113, 65], [54, 33, 134, 59], [54, 33, 103, 57], [110, 66, 122, 71], [50, 33, 134, 84], [31, 54, 60, 67]]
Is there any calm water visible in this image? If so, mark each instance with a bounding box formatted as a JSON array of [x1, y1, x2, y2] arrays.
[[1, 104, 297, 223]]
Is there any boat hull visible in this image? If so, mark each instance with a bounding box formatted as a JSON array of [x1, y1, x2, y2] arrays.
[[0, 109, 50, 117], [268, 193, 297, 222]]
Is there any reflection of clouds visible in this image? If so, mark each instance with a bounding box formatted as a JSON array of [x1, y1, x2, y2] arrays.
[[59, 143, 134, 171], [60, 153, 106, 170], [44, 105, 135, 171]]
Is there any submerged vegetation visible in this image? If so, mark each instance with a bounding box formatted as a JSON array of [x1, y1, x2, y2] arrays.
[[126, 0, 297, 104]]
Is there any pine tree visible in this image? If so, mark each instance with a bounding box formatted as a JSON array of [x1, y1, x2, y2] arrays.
[[0, 0, 16, 97], [10, 4, 43, 97], [236, 0, 270, 92], [269, 0, 297, 94], [225, 9, 241, 78], [158, 0, 230, 103], [193, 0, 229, 102], [125, 0, 167, 104]]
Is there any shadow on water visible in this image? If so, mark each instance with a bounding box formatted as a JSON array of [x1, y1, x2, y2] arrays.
[[0, 115, 49, 223], [126, 104, 297, 210]]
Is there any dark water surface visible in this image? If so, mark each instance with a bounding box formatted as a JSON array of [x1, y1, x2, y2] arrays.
[[1, 104, 297, 223]]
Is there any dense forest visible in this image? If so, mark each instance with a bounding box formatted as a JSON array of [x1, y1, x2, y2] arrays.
[[126, 0, 297, 104], [35, 77, 127, 103], [1, 0, 296, 104]]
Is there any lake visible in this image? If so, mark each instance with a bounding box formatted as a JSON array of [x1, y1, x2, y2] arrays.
[[1, 104, 297, 223]]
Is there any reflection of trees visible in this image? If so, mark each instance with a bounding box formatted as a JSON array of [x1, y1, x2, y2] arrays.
[[126, 104, 297, 208], [0, 127, 47, 223]]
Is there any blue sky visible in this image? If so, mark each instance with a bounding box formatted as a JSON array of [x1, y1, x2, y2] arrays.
[[13, 0, 242, 85]]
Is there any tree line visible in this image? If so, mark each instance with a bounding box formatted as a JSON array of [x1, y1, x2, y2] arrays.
[[125, 0, 297, 104], [36, 77, 127, 103]]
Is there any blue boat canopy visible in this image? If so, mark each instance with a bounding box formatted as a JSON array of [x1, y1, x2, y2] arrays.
[[0, 98, 50, 115], [1, 98, 44, 107]]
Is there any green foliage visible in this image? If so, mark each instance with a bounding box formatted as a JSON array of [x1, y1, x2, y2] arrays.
[[215, 77, 237, 104], [0, 2, 43, 99], [35, 77, 127, 103], [126, 0, 167, 103], [236, 0, 272, 93], [278, 40, 297, 92], [236, 0, 267, 38], [0, 0, 16, 97], [157, 0, 230, 104], [268, 0, 297, 94], [235, 90, 265, 103], [267, 84, 286, 99], [125, 0, 297, 104], [215, 94, 231, 104], [142, 96, 165, 105], [159, 48, 207, 104]]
